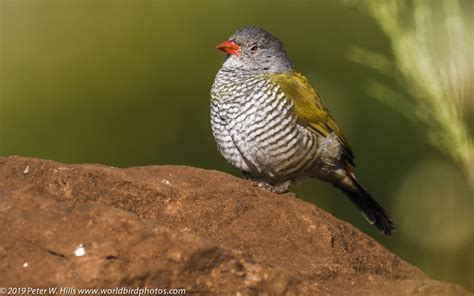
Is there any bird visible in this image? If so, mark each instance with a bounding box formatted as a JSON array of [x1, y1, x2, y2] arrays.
[[210, 26, 394, 236]]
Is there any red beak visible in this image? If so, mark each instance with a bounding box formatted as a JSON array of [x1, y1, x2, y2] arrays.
[[216, 40, 240, 56]]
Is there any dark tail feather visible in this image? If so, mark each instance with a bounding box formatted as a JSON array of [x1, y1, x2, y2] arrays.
[[337, 179, 394, 236]]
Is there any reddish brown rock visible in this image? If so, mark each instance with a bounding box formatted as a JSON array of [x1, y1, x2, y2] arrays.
[[0, 156, 469, 295]]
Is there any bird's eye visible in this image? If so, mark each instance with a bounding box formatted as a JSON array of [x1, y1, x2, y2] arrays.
[[249, 45, 259, 53]]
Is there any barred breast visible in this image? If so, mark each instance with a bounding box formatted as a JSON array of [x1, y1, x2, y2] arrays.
[[211, 69, 323, 183]]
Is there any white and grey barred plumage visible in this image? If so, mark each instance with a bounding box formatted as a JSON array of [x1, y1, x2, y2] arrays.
[[211, 68, 343, 186]]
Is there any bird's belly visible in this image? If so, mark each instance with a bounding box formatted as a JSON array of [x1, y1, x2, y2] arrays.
[[213, 97, 320, 182], [211, 101, 250, 172]]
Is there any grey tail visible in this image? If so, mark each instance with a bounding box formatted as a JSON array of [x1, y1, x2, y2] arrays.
[[336, 178, 394, 236]]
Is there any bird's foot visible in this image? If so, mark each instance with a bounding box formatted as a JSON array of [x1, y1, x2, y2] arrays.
[[252, 180, 294, 195]]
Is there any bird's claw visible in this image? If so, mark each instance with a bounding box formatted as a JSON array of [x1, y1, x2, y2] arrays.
[[251, 180, 293, 195]]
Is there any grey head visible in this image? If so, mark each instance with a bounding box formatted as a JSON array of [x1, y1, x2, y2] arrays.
[[216, 27, 293, 74]]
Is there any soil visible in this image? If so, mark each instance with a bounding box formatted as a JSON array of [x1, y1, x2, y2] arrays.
[[0, 156, 469, 295]]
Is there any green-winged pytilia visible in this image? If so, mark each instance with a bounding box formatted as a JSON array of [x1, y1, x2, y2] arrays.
[[210, 27, 394, 235]]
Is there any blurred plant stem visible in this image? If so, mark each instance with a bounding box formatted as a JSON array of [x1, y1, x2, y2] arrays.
[[345, 0, 474, 189]]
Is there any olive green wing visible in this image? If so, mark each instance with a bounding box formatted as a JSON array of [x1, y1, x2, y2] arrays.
[[270, 72, 355, 165]]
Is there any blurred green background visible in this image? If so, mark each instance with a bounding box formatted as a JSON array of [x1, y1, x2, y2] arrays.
[[1, 0, 472, 290]]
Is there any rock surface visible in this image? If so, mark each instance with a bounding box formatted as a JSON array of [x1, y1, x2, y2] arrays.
[[0, 156, 469, 295]]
